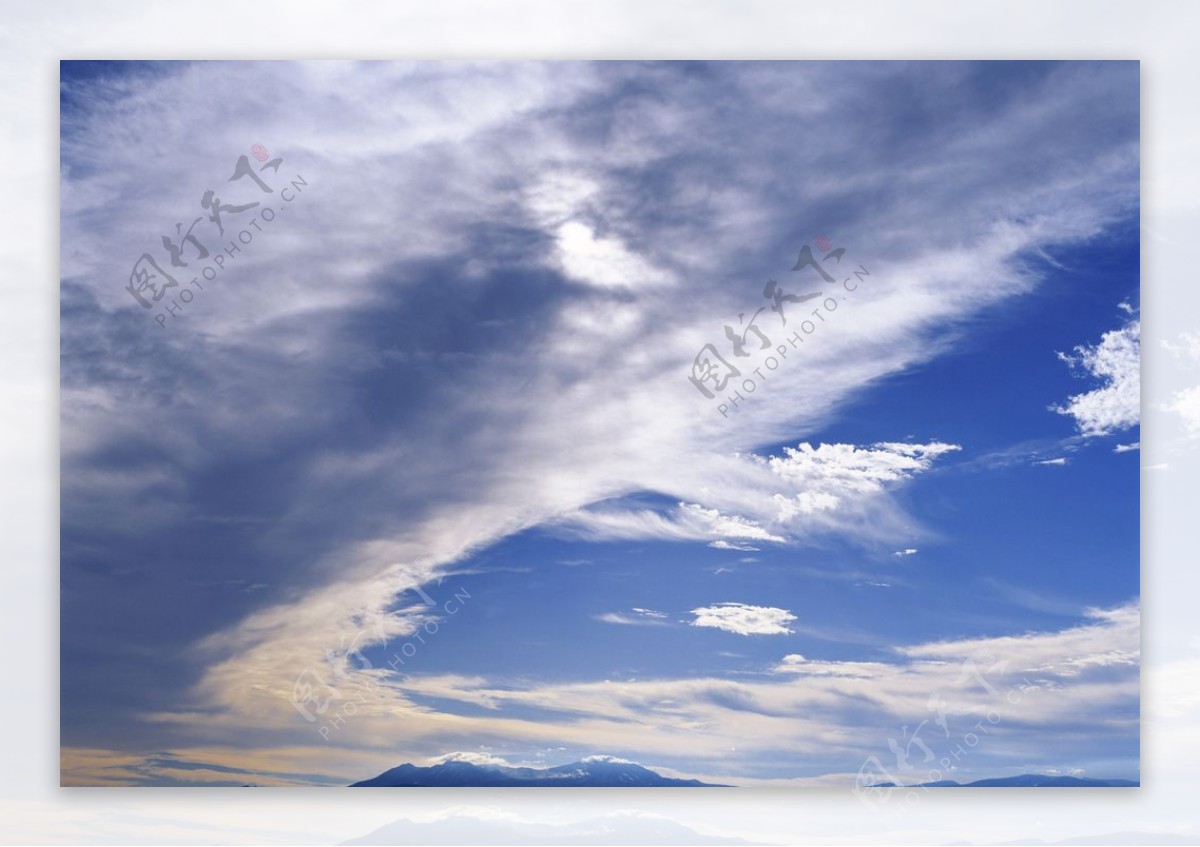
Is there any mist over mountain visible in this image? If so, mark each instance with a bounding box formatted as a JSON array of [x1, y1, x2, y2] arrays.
[[340, 810, 760, 845]]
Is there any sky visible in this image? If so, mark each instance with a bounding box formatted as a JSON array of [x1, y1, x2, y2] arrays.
[[59, 60, 1140, 788]]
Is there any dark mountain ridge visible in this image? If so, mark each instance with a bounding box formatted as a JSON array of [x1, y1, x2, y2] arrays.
[[351, 756, 726, 787], [870, 773, 1138, 788]]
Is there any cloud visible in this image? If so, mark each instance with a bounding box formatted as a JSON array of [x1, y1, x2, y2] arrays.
[[768, 441, 960, 495], [766, 441, 960, 521], [1052, 314, 1140, 436], [690, 602, 796, 636], [773, 654, 891, 677], [579, 754, 634, 763], [632, 607, 669, 618], [1165, 386, 1200, 437], [102, 600, 1140, 786], [708, 540, 759, 551], [553, 221, 672, 290], [1114, 442, 1140, 453], [560, 502, 786, 545], [1160, 333, 1200, 437], [893, 548, 918, 557], [57, 61, 1140, 784], [559, 441, 960, 547], [1034, 457, 1068, 466], [429, 751, 510, 767], [1163, 331, 1200, 362], [900, 602, 1140, 675], [594, 609, 671, 627]]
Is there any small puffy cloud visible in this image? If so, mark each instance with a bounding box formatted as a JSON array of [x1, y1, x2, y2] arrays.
[[767, 441, 960, 520], [893, 548, 918, 557], [1034, 457, 1068, 466], [1052, 315, 1140, 436], [690, 602, 795, 636], [1114, 442, 1140, 453], [767, 441, 960, 495]]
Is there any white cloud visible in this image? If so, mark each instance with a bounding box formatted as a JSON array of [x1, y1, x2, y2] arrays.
[[893, 548, 918, 557], [1114, 442, 1140, 453], [1165, 386, 1200, 437], [766, 441, 959, 520], [1052, 315, 1140, 436], [429, 751, 509, 767], [767, 442, 960, 495], [773, 655, 891, 677], [1034, 457, 1068, 466], [1163, 331, 1200, 362], [900, 602, 1140, 677], [562, 441, 960, 546], [595, 609, 670, 627], [579, 754, 634, 764], [561, 502, 786, 545], [708, 540, 759, 552], [1161, 332, 1200, 437], [554, 221, 672, 289], [690, 602, 796, 636], [632, 607, 668, 618]]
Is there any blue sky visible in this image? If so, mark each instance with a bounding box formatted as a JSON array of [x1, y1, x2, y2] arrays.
[[59, 60, 1139, 787]]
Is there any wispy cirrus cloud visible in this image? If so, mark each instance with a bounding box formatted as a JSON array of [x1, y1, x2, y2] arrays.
[[594, 608, 672, 627], [77, 600, 1139, 786], [708, 540, 759, 552]]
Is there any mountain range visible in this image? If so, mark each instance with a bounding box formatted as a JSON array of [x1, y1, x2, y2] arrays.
[[871, 773, 1138, 788], [350, 756, 725, 787]]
